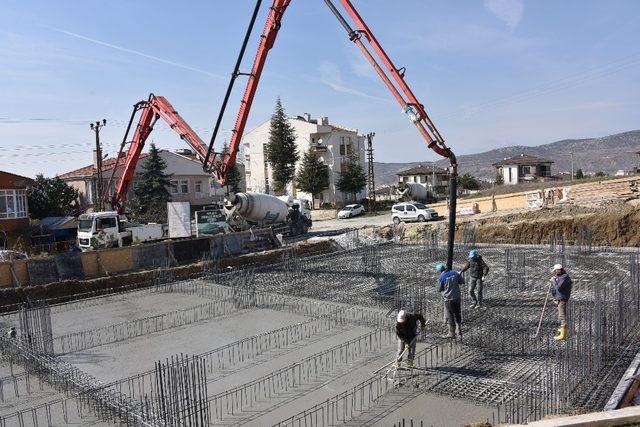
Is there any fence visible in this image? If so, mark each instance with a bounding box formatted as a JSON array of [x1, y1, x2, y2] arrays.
[[0, 227, 280, 288]]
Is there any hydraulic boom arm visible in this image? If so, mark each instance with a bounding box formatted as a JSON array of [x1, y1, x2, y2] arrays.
[[204, 0, 458, 268], [105, 94, 211, 214]]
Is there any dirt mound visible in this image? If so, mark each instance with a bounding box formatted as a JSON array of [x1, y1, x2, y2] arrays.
[[371, 202, 640, 247]]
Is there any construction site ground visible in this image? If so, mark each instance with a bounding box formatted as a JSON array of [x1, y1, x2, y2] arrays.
[[2, 236, 639, 426], [316, 199, 640, 247]]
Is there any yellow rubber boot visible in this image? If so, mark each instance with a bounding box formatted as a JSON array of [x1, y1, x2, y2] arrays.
[[553, 327, 568, 341], [407, 360, 414, 369]]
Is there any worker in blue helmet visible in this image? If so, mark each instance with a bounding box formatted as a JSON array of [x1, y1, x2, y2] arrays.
[[460, 250, 490, 309], [435, 263, 464, 339]]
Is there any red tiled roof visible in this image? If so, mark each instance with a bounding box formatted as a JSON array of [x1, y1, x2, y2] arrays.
[[59, 153, 149, 179]]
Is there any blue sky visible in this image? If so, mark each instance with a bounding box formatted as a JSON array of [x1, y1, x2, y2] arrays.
[[1, 0, 639, 178]]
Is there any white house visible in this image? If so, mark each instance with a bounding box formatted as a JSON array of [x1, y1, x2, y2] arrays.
[[396, 164, 449, 195], [493, 154, 554, 185], [242, 113, 366, 207], [60, 149, 244, 210]]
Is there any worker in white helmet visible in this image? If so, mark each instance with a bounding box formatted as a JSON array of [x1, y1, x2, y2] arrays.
[[395, 309, 426, 369], [7, 327, 16, 339], [549, 263, 572, 340]]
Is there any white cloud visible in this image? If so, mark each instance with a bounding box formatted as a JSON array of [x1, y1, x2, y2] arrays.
[[318, 61, 388, 102], [44, 26, 225, 79], [483, 0, 524, 30]]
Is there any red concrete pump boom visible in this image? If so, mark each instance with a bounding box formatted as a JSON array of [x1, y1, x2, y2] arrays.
[[104, 94, 212, 214], [204, 0, 458, 268], [106, 1, 458, 268]]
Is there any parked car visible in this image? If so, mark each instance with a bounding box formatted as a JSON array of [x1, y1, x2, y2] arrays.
[[391, 202, 438, 224], [338, 204, 366, 219]]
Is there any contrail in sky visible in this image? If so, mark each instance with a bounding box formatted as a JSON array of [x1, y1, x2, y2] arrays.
[[45, 25, 224, 79]]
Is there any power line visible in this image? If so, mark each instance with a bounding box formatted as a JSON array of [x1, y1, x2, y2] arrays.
[[437, 51, 640, 120]]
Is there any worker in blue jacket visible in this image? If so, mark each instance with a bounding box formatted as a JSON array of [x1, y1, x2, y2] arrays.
[[435, 263, 464, 339], [549, 263, 572, 340]]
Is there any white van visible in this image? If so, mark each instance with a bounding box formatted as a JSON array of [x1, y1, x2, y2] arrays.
[[391, 202, 438, 224]]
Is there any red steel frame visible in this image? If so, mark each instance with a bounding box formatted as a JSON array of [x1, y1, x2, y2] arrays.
[[106, 94, 210, 213], [217, 0, 456, 185], [109, 0, 457, 225]]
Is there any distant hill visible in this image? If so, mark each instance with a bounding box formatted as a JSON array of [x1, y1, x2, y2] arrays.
[[373, 130, 640, 187]]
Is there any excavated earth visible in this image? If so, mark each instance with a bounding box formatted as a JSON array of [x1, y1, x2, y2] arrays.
[[371, 201, 640, 247]]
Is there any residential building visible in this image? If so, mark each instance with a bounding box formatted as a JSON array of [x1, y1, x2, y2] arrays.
[[60, 149, 244, 210], [493, 154, 554, 185], [242, 113, 366, 207], [373, 185, 397, 202], [0, 171, 33, 232], [396, 164, 449, 195]]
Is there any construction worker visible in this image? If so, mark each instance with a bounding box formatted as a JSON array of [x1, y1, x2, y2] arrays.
[[460, 250, 490, 308], [395, 309, 426, 369], [435, 263, 464, 339], [549, 263, 572, 340]]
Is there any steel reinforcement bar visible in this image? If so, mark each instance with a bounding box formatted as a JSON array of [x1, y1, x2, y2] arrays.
[[102, 314, 346, 400], [273, 340, 466, 426], [54, 296, 247, 354], [205, 327, 395, 422], [0, 336, 159, 426]]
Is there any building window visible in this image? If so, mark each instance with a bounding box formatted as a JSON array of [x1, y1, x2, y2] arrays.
[[180, 180, 189, 194], [508, 168, 512, 183], [169, 180, 178, 194], [420, 175, 426, 184], [0, 189, 27, 219], [195, 180, 202, 193]]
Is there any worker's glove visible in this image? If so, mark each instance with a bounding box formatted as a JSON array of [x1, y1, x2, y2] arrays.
[[404, 343, 409, 349]]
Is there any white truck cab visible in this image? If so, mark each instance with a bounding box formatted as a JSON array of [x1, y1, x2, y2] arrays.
[[77, 211, 166, 251], [391, 201, 438, 224]]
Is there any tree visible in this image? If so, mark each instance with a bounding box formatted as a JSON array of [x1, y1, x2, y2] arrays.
[[575, 168, 584, 179], [494, 173, 504, 185], [457, 173, 481, 191], [595, 171, 607, 177], [128, 144, 172, 223], [220, 141, 242, 194], [296, 146, 330, 206], [265, 98, 298, 194], [27, 175, 80, 219], [336, 153, 366, 202]]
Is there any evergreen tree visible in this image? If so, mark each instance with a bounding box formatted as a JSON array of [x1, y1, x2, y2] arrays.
[[575, 168, 584, 179], [336, 153, 366, 202], [129, 144, 172, 223], [494, 173, 504, 185], [265, 98, 298, 194], [457, 173, 481, 191], [221, 141, 242, 194], [27, 174, 80, 219], [296, 146, 330, 206]]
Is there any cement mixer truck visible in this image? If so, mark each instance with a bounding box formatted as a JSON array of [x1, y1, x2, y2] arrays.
[[396, 182, 430, 203], [224, 192, 312, 236]]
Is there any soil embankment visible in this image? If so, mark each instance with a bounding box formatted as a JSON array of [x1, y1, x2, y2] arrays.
[[373, 201, 640, 247]]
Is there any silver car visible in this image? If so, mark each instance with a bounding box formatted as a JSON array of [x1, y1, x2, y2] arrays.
[[391, 202, 438, 224]]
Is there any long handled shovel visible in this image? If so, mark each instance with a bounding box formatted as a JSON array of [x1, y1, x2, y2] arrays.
[[534, 285, 551, 338]]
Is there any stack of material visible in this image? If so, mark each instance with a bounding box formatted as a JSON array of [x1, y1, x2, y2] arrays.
[[567, 180, 639, 207]]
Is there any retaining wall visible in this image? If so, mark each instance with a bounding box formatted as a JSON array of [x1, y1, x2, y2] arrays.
[[0, 228, 278, 288], [429, 176, 640, 216]]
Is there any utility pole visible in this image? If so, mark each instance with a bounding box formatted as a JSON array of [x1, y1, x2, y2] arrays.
[[570, 152, 574, 181], [365, 133, 376, 212], [90, 119, 107, 211], [432, 164, 436, 197]]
